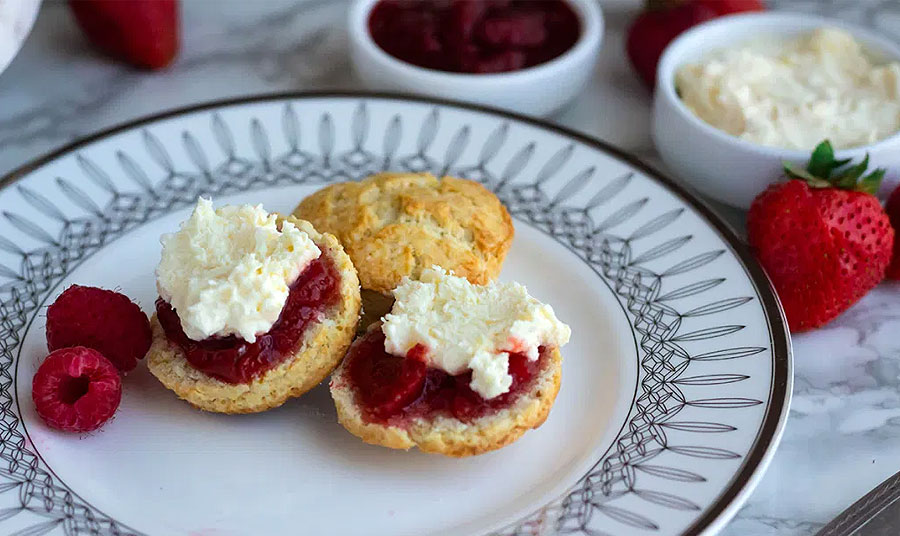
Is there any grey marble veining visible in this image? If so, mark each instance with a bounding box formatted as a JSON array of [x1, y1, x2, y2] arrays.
[[0, 1, 899, 534], [0, 1, 349, 171]]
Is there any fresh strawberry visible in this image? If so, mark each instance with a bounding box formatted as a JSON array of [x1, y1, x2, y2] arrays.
[[886, 185, 900, 280], [68, 0, 179, 70], [47, 285, 151, 373], [32, 347, 122, 433], [626, 0, 765, 90], [747, 141, 894, 332]]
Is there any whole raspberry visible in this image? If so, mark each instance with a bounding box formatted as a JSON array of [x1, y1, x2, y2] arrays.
[[32, 347, 122, 433], [46, 285, 151, 372]]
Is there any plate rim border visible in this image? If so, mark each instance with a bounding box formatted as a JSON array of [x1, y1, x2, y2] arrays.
[[0, 90, 792, 536]]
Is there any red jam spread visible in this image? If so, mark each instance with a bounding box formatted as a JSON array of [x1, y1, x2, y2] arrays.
[[156, 255, 341, 384], [345, 328, 549, 424], [368, 0, 580, 74]]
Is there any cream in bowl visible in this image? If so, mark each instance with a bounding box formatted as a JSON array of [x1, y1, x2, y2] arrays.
[[652, 13, 900, 209], [675, 27, 900, 151]]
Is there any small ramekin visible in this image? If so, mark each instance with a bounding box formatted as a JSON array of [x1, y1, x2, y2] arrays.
[[0, 0, 41, 76], [652, 12, 900, 209], [347, 0, 603, 117]]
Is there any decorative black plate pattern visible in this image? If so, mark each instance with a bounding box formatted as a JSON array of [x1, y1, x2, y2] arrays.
[[0, 95, 787, 536]]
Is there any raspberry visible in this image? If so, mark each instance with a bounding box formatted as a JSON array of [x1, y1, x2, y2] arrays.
[[452, 392, 480, 421], [347, 331, 427, 419], [46, 285, 151, 373], [358, 355, 427, 419], [444, 0, 488, 44], [406, 344, 429, 362], [368, 0, 578, 74], [477, 12, 548, 48], [32, 347, 122, 433], [507, 351, 533, 384]]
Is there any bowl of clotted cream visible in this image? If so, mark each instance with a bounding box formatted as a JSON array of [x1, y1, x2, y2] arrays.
[[652, 12, 900, 209]]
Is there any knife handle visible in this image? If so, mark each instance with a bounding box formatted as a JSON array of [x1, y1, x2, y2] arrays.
[[817, 470, 900, 536]]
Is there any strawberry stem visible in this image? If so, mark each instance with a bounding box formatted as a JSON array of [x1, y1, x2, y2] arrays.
[[783, 139, 886, 194], [806, 141, 836, 178]]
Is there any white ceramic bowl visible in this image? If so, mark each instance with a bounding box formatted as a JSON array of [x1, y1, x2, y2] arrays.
[[0, 0, 41, 76], [347, 0, 603, 117], [652, 12, 900, 209]]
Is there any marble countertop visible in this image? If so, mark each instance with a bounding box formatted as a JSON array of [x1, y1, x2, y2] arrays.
[[1, 1, 899, 534]]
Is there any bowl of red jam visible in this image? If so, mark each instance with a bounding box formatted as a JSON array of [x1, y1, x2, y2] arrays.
[[348, 0, 603, 116]]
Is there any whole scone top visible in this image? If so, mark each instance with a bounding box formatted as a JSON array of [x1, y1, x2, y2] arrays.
[[293, 172, 514, 294]]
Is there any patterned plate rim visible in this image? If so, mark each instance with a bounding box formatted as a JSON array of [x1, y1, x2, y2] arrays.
[[0, 90, 792, 536]]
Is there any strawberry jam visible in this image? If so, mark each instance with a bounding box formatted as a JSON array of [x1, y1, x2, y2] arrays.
[[368, 0, 580, 74], [345, 329, 548, 424], [156, 255, 341, 384]]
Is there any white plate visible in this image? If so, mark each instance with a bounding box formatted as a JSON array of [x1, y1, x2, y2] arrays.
[[0, 93, 791, 536]]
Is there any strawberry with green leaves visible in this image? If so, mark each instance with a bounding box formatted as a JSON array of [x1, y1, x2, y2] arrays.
[[747, 141, 894, 332]]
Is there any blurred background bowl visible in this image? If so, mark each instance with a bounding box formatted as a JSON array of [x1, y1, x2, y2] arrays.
[[0, 0, 41, 76], [652, 12, 900, 209], [347, 0, 603, 117]]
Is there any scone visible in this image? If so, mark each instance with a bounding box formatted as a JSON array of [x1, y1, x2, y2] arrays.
[[330, 266, 570, 457], [147, 199, 360, 414], [293, 172, 514, 294]]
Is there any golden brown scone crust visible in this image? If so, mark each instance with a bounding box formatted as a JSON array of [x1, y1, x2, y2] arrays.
[[330, 338, 562, 458], [293, 172, 514, 294], [147, 217, 361, 414]]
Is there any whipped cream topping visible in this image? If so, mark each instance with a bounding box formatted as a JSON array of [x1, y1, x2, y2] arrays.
[[382, 266, 571, 399], [676, 27, 900, 150], [156, 198, 321, 343]]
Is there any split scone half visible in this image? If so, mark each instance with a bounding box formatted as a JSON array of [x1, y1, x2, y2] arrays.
[[330, 266, 570, 457], [147, 199, 360, 414], [293, 172, 514, 330]]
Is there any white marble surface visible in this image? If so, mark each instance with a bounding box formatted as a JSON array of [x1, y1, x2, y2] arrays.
[[1, 1, 899, 535]]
